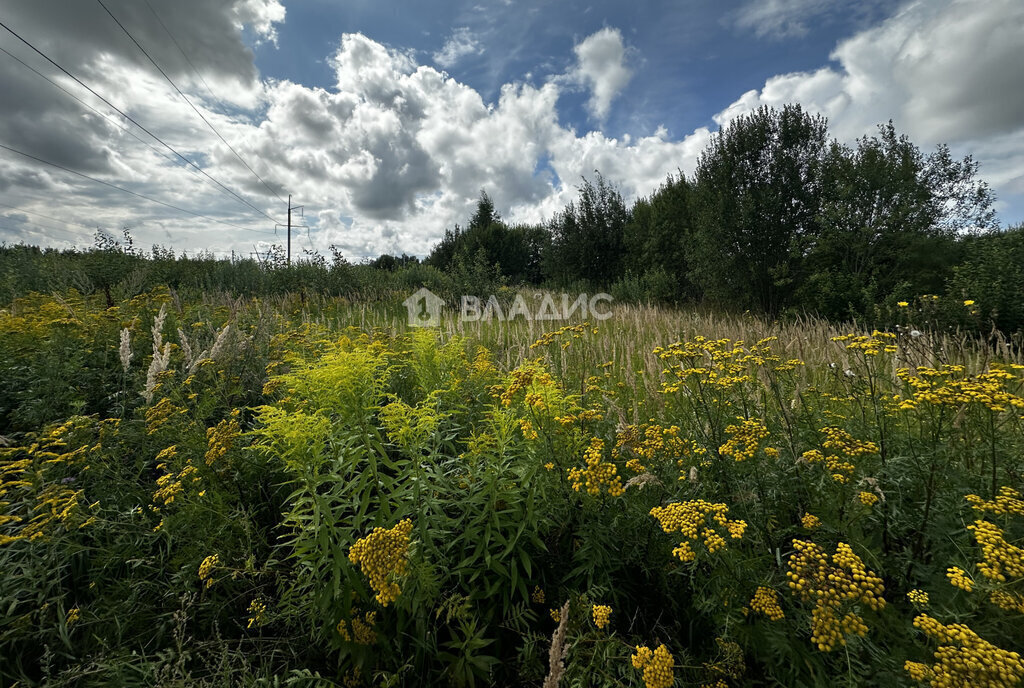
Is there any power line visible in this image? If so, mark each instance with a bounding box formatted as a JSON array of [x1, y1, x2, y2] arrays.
[[0, 142, 274, 234], [0, 19, 283, 226], [0, 218, 83, 242], [142, 0, 222, 110], [0, 200, 104, 235], [0, 44, 280, 222], [95, 0, 289, 207]]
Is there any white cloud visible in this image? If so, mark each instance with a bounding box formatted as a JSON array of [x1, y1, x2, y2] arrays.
[[715, 0, 1024, 200], [569, 27, 633, 122], [432, 27, 483, 69]]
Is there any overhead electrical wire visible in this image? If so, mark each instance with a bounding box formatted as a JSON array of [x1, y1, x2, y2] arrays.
[[0, 142, 275, 234], [0, 200, 105, 235], [95, 0, 289, 207], [0, 19, 283, 226], [142, 0, 223, 110]]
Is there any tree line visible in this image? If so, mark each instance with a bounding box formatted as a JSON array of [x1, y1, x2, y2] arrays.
[[422, 104, 1024, 332]]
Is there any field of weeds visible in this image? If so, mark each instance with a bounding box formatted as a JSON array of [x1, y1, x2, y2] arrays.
[[1, 287, 1022, 687]]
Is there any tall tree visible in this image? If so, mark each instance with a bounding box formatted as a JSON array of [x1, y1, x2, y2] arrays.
[[690, 104, 829, 313], [545, 174, 628, 286], [802, 122, 997, 319]]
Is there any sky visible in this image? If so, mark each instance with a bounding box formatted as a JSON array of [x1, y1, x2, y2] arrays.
[[0, 0, 1022, 261]]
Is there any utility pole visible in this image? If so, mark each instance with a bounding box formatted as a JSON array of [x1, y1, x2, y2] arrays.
[[280, 195, 304, 266]]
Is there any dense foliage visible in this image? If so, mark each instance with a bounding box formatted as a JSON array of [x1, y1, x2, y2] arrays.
[[1, 286, 1023, 687]]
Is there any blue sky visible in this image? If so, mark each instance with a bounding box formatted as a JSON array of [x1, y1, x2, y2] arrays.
[[1, 0, 1022, 257]]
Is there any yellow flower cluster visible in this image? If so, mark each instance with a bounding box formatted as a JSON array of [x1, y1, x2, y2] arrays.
[[650, 500, 747, 562], [530, 322, 590, 349], [859, 491, 879, 507], [592, 604, 612, 629], [337, 610, 377, 644], [968, 520, 1024, 582], [897, 365, 1024, 412], [531, 585, 545, 604], [199, 554, 219, 588], [786, 541, 886, 651], [247, 599, 267, 629], [718, 418, 769, 461], [799, 426, 876, 483], [66, 607, 80, 625], [831, 331, 898, 355], [348, 519, 414, 606], [966, 487, 1024, 516], [654, 336, 756, 393], [205, 414, 240, 466], [631, 644, 674, 688], [519, 419, 539, 441], [907, 589, 929, 607], [750, 586, 785, 620], [801, 513, 822, 529], [497, 364, 555, 407], [549, 607, 561, 623], [153, 450, 200, 506], [145, 397, 187, 434], [946, 566, 974, 592], [989, 590, 1024, 614], [906, 614, 1024, 688], [567, 438, 624, 497], [615, 423, 689, 467]]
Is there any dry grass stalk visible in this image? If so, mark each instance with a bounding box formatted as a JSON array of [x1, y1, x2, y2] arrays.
[[542, 600, 571, 688]]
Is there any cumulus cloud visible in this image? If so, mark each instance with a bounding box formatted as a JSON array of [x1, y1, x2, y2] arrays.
[[432, 27, 483, 69], [569, 27, 633, 122], [715, 0, 1024, 197]]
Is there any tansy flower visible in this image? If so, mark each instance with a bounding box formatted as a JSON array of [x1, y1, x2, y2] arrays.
[[963, 300, 975, 306], [592, 604, 612, 629], [898, 301, 909, 307]]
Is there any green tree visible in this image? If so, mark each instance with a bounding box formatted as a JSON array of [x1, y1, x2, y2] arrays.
[[545, 173, 628, 286], [624, 172, 697, 301], [690, 104, 829, 314], [801, 122, 996, 319]]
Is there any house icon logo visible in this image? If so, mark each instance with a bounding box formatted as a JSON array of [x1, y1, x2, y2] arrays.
[[403, 287, 444, 327]]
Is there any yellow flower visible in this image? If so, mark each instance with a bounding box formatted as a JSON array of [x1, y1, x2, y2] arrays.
[[897, 301, 909, 307], [66, 607, 80, 625], [750, 586, 784, 620], [801, 513, 822, 529], [348, 519, 414, 606], [198, 554, 219, 588], [531, 586, 545, 604], [906, 589, 929, 607], [963, 300, 975, 306], [631, 644, 674, 688], [946, 566, 974, 592], [592, 604, 612, 629]]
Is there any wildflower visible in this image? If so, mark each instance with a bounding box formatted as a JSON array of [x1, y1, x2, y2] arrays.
[[858, 491, 879, 507], [247, 599, 267, 629], [907, 614, 1024, 686], [801, 513, 822, 529], [963, 300, 975, 306], [787, 541, 885, 651], [549, 607, 561, 623], [567, 438, 624, 497], [906, 589, 929, 607], [198, 554, 219, 588], [66, 607, 80, 625], [898, 301, 909, 307], [544, 462, 555, 471], [650, 500, 746, 562], [532, 586, 546, 604], [946, 566, 974, 592], [337, 610, 377, 644], [592, 604, 612, 629], [718, 418, 769, 461], [750, 586, 784, 620], [348, 519, 414, 606], [118, 328, 133, 372], [631, 644, 674, 688]]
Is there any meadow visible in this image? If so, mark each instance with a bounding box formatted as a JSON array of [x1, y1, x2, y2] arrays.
[[1, 286, 1022, 687]]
